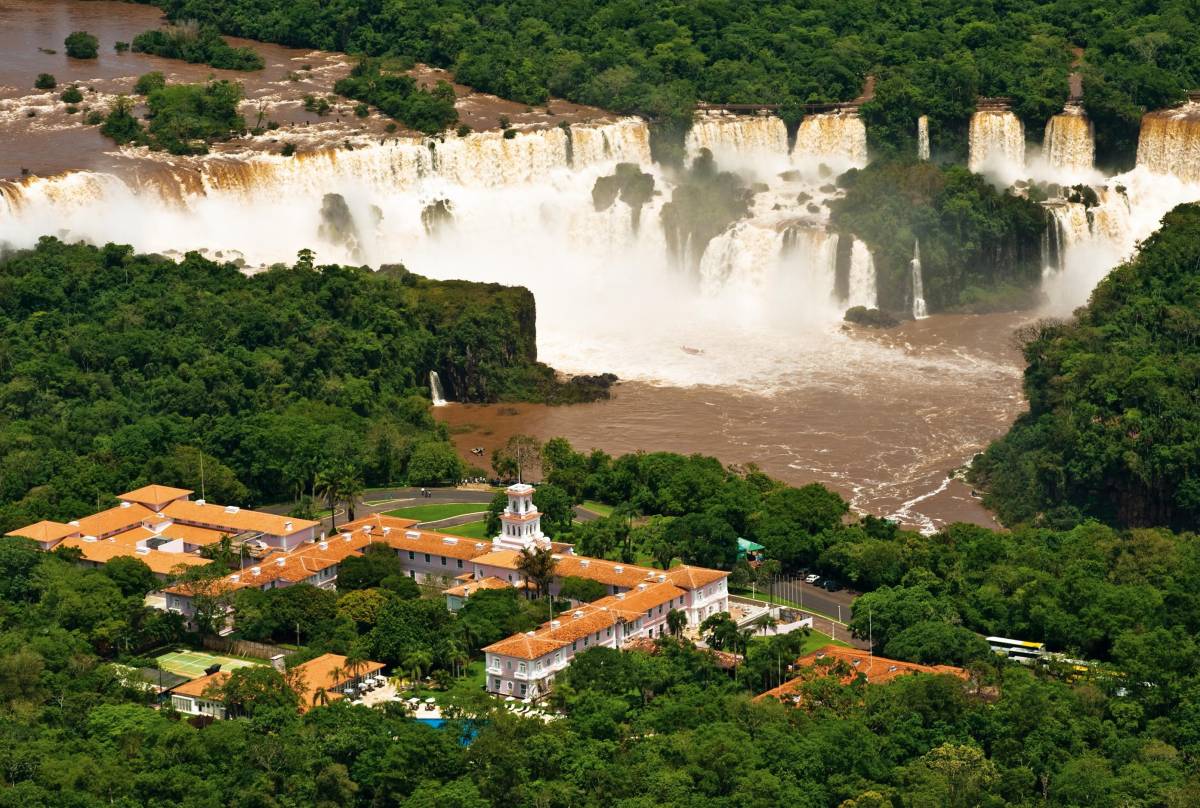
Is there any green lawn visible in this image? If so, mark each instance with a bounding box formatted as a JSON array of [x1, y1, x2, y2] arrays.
[[748, 628, 849, 653], [440, 520, 490, 539], [384, 503, 488, 522], [579, 500, 614, 518]]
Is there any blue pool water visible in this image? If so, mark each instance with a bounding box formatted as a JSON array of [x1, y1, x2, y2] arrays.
[[416, 718, 445, 728]]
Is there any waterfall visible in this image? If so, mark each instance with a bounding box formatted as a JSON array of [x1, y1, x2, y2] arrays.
[[847, 239, 877, 308], [917, 115, 930, 161], [1135, 103, 1200, 183], [685, 113, 789, 164], [910, 240, 927, 319], [1043, 105, 1094, 175], [792, 112, 869, 171], [429, 371, 447, 406], [968, 109, 1025, 176]]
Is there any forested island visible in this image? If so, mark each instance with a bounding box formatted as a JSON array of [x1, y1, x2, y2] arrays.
[[0, 239, 608, 535]]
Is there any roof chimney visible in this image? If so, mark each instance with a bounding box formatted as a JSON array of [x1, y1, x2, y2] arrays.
[[251, 566, 261, 576], [319, 541, 328, 550], [276, 557, 286, 566], [573, 610, 584, 618], [120, 501, 131, 509], [196, 499, 206, 506], [284, 521, 293, 531], [551, 620, 561, 629], [614, 565, 623, 573], [231, 574, 240, 582]]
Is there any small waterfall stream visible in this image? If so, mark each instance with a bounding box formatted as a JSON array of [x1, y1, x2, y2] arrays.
[[429, 371, 447, 406], [917, 115, 930, 161], [911, 240, 928, 319]]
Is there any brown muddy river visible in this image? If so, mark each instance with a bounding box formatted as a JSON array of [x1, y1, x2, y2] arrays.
[[438, 313, 1031, 533]]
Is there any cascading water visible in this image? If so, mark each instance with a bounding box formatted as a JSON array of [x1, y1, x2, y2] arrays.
[[968, 109, 1025, 178], [1135, 102, 1200, 183], [910, 240, 928, 319], [685, 112, 789, 166], [847, 239, 878, 308], [1043, 105, 1094, 175], [0, 114, 868, 389], [917, 115, 930, 161], [792, 112, 869, 172], [429, 371, 447, 406]]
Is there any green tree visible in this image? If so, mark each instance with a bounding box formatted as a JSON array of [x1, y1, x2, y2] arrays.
[[532, 483, 573, 537], [516, 545, 557, 600], [559, 576, 607, 604], [65, 31, 99, 59]]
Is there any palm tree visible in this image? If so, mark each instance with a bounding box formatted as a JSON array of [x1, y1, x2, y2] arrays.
[[344, 653, 369, 685], [312, 686, 330, 707], [516, 545, 557, 600], [402, 649, 433, 684], [757, 615, 778, 637], [328, 665, 346, 692], [340, 470, 364, 522], [314, 469, 343, 531], [666, 608, 687, 638]]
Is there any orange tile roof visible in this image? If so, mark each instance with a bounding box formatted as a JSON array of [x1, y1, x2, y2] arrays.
[[119, 484, 194, 511], [155, 523, 231, 546], [293, 652, 385, 699], [483, 581, 686, 660], [74, 504, 156, 538], [58, 537, 211, 575], [172, 671, 230, 699], [664, 565, 728, 590], [109, 526, 158, 547], [755, 645, 968, 703], [553, 554, 659, 588], [471, 548, 522, 568], [341, 515, 495, 563], [445, 576, 511, 598], [162, 500, 319, 537], [163, 533, 377, 595], [5, 520, 80, 544]]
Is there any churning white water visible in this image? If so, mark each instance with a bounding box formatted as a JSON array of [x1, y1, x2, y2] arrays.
[[0, 116, 887, 392], [968, 109, 1026, 181]]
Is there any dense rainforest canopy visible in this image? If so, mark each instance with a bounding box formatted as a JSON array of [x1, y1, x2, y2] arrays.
[[830, 161, 1045, 312], [2, 460, 1199, 805], [0, 238, 599, 533], [146, 0, 1200, 166], [972, 202, 1200, 530]]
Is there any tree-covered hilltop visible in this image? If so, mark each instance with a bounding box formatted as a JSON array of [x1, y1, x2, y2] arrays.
[[0, 239, 607, 533], [830, 161, 1045, 314], [148, 0, 1200, 166], [971, 203, 1200, 530]]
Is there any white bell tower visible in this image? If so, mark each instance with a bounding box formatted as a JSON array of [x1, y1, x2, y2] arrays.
[[493, 483, 548, 551]]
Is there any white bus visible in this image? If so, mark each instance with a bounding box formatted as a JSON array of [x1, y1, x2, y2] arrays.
[[986, 636, 1045, 663]]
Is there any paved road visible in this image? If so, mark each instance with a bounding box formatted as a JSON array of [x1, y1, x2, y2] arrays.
[[747, 577, 857, 624]]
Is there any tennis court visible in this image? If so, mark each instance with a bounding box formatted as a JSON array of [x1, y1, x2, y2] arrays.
[[156, 649, 259, 679]]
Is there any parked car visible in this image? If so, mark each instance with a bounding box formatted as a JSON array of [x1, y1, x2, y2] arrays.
[[822, 579, 843, 592], [804, 573, 821, 584]]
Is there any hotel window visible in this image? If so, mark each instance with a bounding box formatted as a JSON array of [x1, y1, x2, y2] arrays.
[[520, 683, 527, 697], [493, 678, 501, 689], [518, 662, 527, 674], [554, 652, 562, 664], [646, 609, 652, 619], [606, 627, 611, 637], [583, 636, 588, 646], [408, 551, 415, 560], [440, 556, 447, 566], [572, 641, 578, 651], [535, 660, 543, 671], [457, 559, 463, 569]]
